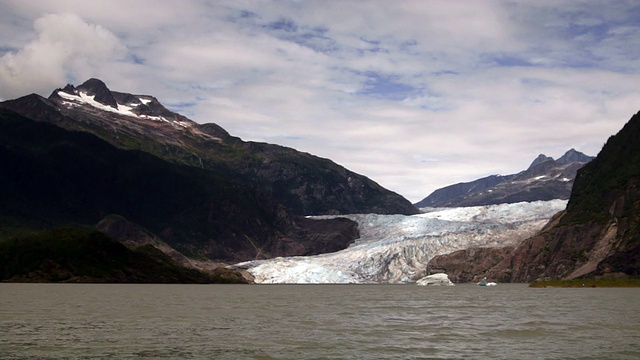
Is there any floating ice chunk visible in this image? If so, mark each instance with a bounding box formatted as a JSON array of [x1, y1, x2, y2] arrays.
[[416, 273, 454, 286]]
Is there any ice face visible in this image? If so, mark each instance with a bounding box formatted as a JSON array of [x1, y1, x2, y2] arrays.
[[235, 200, 568, 284]]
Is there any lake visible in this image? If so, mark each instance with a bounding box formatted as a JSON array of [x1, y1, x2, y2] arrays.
[[1, 283, 639, 359]]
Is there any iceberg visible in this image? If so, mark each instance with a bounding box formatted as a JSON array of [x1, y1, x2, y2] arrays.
[[416, 273, 455, 286]]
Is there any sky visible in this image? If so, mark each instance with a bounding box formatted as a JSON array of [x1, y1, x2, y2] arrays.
[[1, 1, 639, 203]]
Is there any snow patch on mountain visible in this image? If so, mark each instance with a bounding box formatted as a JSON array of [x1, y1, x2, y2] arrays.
[[58, 90, 137, 116], [138, 97, 152, 105], [57, 90, 190, 127], [234, 200, 567, 284]]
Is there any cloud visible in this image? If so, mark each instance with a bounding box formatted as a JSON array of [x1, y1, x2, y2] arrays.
[[1, 1, 639, 203], [0, 13, 126, 99]]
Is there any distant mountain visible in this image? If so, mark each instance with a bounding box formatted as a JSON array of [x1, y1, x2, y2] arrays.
[[414, 149, 594, 208], [1, 78, 417, 217], [556, 148, 594, 165], [528, 154, 554, 169]]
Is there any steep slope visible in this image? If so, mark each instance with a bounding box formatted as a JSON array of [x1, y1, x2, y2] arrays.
[[0, 109, 358, 262], [415, 149, 593, 208], [1, 78, 417, 216]]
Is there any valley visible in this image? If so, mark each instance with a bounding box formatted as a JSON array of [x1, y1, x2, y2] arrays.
[[1, 78, 639, 284]]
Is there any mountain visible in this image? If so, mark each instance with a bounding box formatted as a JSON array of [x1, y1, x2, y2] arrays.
[[556, 148, 594, 164], [0, 105, 370, 261], [0, 78, 419, 280], [1, 78, 417, 216], [428, 110, 640, 282], [0, 109, 360, 264], [414, 149, 594, 208]]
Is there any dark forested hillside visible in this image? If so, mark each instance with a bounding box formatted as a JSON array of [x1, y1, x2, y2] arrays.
[[0, 109, 358, 263], [0, 227, 247, 283]]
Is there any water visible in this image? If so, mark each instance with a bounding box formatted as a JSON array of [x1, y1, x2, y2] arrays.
[[1, 284, 639, 359]]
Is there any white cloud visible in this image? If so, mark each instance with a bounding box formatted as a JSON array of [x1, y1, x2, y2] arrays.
[[1, 1, 639, 203], [0, 13, 126, 99]]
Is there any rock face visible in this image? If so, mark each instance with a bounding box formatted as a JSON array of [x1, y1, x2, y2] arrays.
[[415, 149, 593, 208], [426, 246, 515, 283], [1, 79, 417, 217]]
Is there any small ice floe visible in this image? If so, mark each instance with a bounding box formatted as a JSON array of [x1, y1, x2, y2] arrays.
[[416, 273, 455, 286], [478, 277, 497, 286]]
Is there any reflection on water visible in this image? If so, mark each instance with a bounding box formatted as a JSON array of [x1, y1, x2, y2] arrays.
[[1, 284, 639, 359]]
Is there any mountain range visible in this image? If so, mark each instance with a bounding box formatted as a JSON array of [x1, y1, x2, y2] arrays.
[[415, 149, 594, 208], [1, 77, 638, 283]]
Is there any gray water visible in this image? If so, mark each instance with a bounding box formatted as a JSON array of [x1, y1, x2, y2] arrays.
[[1, 284, 639, 359]]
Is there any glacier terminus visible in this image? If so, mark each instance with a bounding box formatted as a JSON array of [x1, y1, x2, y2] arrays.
[[234, 200, 567, 284]]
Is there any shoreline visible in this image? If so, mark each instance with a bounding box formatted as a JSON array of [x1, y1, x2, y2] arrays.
[[529, 277, 640, 288]]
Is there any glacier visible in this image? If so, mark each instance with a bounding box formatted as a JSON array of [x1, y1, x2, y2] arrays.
[[233, 200, 567, 284]]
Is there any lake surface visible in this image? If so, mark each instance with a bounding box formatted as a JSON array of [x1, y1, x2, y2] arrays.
[[1, 283, 639, 359]]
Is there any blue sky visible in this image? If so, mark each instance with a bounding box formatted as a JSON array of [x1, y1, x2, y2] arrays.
[[1, 0, 639, 202]]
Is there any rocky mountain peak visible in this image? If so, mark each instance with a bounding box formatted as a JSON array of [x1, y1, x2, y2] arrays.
[[75, 78, 118, 109], [556, 148, 593, 165], [528, 154, 554, 169]]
